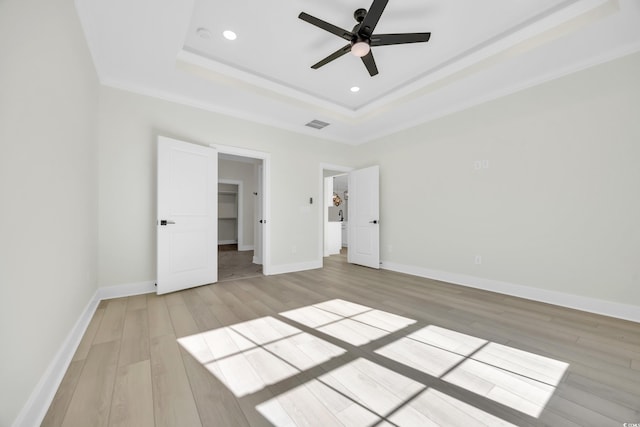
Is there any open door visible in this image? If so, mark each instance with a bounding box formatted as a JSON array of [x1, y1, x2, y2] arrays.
[[348, 165, 380, 269], [157, 136, 217, 294], [254, 164, 264, 265]]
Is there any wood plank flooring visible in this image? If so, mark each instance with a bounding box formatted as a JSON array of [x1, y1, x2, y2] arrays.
[[42, 252, 640, 426], [218, 247, 263, 282]]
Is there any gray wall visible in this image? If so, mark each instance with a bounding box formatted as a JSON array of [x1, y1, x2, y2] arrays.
[[0, 0, 100, 424], [357, 52, 640, 307]]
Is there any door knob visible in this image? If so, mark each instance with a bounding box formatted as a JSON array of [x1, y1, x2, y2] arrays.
[[369, 220, 378, 224], [159, 220, 175, 226]]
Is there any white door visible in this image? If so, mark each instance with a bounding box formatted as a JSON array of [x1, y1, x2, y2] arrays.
[[157, 136, 217, 294], [348, 165, 380, 269], [254, 164, 263, 264]]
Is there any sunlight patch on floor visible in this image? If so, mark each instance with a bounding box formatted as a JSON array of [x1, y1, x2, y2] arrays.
[[257, 358, 423, 426], [280, 298, 416, 346], [389, 388, 517, 426], [443, 342, 569, 417], [177, 299, 569, 424], [376, 326, 569, 418], [178, 316, 346, 397]]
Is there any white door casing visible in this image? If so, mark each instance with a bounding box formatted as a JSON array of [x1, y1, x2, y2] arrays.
[[157, 136, 217, 294], [348, 165, 380, 269], [324, 176, 333, 257]]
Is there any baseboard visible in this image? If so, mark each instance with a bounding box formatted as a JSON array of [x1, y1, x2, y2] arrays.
[[218, 240, 237, 245], [268, 260, 323, 275], [252, 256, 263, 265], [381, 261, 640, 323], [238, 244, 254, 251], [12, 290, 101, 427], [12, 281, 156, 427], [97, 280, 156, 300]]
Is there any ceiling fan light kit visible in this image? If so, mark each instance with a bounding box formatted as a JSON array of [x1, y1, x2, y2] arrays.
[[299, 0, 431, 77], [351, 41, 371, 57]]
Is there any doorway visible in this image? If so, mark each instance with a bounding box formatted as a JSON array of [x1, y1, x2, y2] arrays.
[[321, 164, 353, 264], [216, 149, 269, 280], [157, 137, 271, 294], [320, 163, 380, 269]]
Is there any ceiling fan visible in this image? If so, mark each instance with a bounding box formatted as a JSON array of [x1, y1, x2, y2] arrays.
[[298, 0, 431, 77]]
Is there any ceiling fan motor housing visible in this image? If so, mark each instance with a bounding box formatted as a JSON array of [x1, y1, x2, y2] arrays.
[[352, 8, 370, 47], [354, 8, 367, 22]]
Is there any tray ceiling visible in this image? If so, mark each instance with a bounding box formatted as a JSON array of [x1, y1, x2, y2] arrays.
[[76, 0, 640, 144]]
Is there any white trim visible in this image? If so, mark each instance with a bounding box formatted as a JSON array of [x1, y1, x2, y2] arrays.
[[381, 261, 640, 323], [12, 280, 156, 427], [11, 291, 101, 427], [218, 179, 243, 249], [177, 49, 358, 116], [252, 255, 262, 265], [268, 260, 323, 276], [97, 280, 156, 300], [239, 244, 254, 251], [100, 79, 351, 145], [217, 239, 238, 245], [99, 41, 640, 148]]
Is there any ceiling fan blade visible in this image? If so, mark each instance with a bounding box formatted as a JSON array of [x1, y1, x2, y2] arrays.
[[311, 44, 352, 69], [299, 12, 353, 41], [361, 51, 379, 77], [359, 0, 389, 38], [370, 32, 431, 46]]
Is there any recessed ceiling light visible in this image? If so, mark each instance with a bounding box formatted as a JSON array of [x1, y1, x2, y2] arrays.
[[223, 30, 237, 41], [350, 86, 360, 93], [196, 27, 212, 39]]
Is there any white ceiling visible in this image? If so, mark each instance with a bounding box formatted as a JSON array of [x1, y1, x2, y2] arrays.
[[76, 0, 640, 145]]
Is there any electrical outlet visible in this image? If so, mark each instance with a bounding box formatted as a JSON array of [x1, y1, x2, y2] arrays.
[[475, 255, 482, 265], [474, 160, 490, 170]]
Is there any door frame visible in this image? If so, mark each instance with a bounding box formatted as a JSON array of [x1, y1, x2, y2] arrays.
[[213, 144, 271, 275], [319, 163, 353, 266]]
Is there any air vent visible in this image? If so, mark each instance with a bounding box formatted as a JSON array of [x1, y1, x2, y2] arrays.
[[305, 119, 330, 130]]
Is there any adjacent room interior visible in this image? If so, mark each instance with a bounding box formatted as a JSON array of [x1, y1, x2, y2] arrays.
[[2, 0, 639, 426], [218, 154, 264, 282]]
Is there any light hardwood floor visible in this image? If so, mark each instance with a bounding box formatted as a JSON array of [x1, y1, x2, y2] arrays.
[[218, 246, 263, 283], [42, 252, 640, 426]]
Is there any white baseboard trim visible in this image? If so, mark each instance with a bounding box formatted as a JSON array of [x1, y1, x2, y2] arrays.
[[97, 280, 156, 300], [12, 290, 101, 427], [381, 261, 640, 323], [218, 240, 237, 245], [268, 260, 323, 275], [238, 244, 254, 251], [252, 256, 263, 265], [12, 280, 157, 427]]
